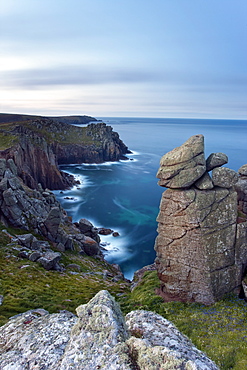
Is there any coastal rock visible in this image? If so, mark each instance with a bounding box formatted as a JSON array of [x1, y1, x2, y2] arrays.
[[155, 135, 247, 305], [0, 290, 219, 370], [194, 172, 214, 190], [60, 290, 132, 369], [235, 164, 247, 216], [0, 159, 102, 262], [157, 134, 206, 188], [155, 187, 238, 304], [37, 251, 61, 270], [0, 118, 130, 190], [206, 152, 228, 171], [212, 167, 238, 188], [238, 164, 247, 176]]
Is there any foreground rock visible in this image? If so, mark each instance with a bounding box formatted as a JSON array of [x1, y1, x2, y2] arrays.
[[155, 135, 247, 305], [0, 290, 219, 370]]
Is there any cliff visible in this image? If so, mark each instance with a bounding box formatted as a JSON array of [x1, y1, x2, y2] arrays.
[[0, 116, 130, 190]]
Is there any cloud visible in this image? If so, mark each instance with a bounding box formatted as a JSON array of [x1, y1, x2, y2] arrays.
[[1, 65, 157, 89]]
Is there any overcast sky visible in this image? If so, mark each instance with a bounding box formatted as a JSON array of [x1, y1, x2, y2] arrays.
[[1, 0, 246, 119]]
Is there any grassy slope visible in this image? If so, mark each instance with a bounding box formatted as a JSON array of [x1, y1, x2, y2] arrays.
[[1, 222, 246, 369]]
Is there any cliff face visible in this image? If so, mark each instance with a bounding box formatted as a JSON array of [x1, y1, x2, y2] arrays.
[[155, 135, 247, 305], [0, 118, 130, 190]]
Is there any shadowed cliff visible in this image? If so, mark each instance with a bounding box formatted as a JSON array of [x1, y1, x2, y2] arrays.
[[0, 115, 130, 190]]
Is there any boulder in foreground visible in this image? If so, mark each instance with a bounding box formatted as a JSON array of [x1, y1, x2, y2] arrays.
[[0, 290, 219, 369]]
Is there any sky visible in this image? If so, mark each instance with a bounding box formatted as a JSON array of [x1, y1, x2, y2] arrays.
[[0, 0, 247, 119]]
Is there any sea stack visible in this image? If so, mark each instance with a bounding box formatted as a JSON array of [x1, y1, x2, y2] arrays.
[[155, 134, 247, 305]]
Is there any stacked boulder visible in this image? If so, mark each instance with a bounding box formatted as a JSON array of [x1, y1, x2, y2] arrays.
[[155, 135, 247, 305]]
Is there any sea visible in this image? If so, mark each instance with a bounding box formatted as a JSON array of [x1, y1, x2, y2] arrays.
[[53, 117, 247, 280]]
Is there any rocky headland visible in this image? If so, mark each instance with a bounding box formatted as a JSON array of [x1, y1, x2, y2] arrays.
[[0, 114, 130, 190], [0, 122, 246, 369]]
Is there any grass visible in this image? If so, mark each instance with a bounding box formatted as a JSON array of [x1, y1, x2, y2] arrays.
[[118, 271, 247, 370], [0, 223, 246, 369]]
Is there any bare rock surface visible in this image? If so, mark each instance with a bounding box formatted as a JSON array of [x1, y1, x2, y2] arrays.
[[155, 135, 247, 305], [235, 164, 247, 216], [157, 134, 206, 188], [0, 290, 219, 370], [126, 310, 219, 370], [206, 152, 228, 171], [212, 167, 238, 188]]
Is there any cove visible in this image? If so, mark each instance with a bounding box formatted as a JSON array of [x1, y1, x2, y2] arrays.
[[53, 117, 247, 279]]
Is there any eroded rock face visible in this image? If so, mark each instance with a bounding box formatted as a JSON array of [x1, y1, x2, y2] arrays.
[[155, 187, 238, 304], [0, 119, 130, 190], [0, 290, 219, 370], [0, 159, 102, 262], [155, 135, 247, 305]]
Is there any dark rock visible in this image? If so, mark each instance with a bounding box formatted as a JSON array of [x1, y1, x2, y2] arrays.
[[37, 251, 61, 270], [29, 251, 42, 262], [112, 231, 120, 237], [206, 152, 228, 171], [98, 228, 113, 235], [44, 207, 61, 238], [82, 236, 101, 256]]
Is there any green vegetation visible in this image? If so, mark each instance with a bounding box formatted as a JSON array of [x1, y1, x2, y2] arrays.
[[0, 118, 101, 152], [0, 223, 246, 370], [0, 223, 130, 326], [0, 131, 19, 150], [119, 271, 247, 370]]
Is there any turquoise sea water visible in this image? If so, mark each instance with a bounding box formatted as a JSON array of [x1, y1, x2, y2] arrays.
[[54, 117, 247, 279]]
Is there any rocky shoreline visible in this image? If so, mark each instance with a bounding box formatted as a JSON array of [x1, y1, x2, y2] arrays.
[[0, 119, 246, 369]]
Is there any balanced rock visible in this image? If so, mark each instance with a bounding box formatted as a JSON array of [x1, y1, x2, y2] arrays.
[[155, 135, 247, 305], [157, 134, 206, 188], [212, 167, 238, 188], [206, 152, 228, 171]]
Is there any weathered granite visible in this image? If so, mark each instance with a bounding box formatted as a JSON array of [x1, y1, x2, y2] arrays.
[[157, 134, 206, 188], [194, 172, 214, 190], [0, 290, 219, 370], [235, 164, 247, 216], [126, 310, 219, 370], [212, 167, 238, 188], [206, 152, 228, 171], [155, 135, 247, 305], [155, 187, 238, 304]]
